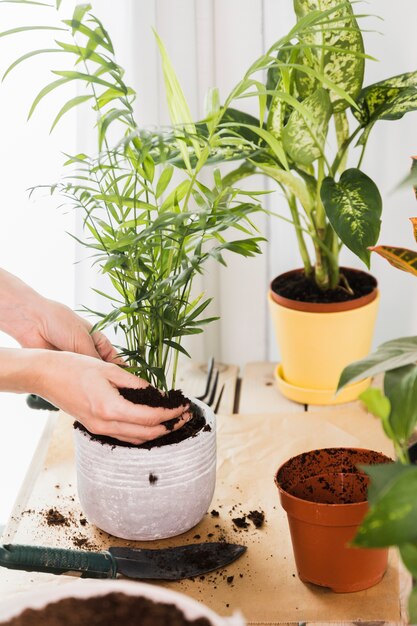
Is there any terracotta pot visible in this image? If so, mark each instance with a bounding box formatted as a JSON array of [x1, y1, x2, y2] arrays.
[[268, 267, 379, 405], [0, 579, 245, 625], [275, 447, 392, 592], [74, 398, 216, 540]]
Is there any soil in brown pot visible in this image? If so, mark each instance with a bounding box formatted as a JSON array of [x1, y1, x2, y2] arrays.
[[74, 385, 207, 449], [271, 267, 377, 304], [1, 592, 213, 626]]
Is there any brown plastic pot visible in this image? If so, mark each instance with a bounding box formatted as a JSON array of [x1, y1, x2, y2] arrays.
[[275, 447, 392, 593]]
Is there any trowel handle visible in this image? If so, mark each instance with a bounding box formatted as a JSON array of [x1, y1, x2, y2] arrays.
[[26, 394, 59, 411], [0, 544, 117, 579]]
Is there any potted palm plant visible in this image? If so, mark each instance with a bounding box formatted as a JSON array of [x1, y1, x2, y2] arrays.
[[1, 1, 264, 540], [197, 0, 417, 404]]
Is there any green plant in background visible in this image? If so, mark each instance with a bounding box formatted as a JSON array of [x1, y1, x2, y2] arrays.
[[182, 0, 417, 292], [339, 162, 417, 620], [0, 1, 267, 392]]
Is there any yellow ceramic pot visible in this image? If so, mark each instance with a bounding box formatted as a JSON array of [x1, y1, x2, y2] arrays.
[[268, 268, 379, 405]]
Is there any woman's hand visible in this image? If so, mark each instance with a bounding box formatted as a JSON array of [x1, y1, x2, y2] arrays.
[[0, 268, 121, 363], [1, 348, 191, 444]]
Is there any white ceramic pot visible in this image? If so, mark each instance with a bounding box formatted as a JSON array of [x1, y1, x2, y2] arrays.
[[74, 398, 216, 540], [0, 579, 245, 625]]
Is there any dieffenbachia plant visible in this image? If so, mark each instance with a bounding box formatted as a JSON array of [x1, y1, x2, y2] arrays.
[[338, 160, 417, 621], [0, 1, 266, 391], [187, 0, 417, 291]]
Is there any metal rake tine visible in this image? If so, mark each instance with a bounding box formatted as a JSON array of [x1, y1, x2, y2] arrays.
[[213, 383, 225, 414], [206, 370, 219, 407], [196, 357, 215, 401]]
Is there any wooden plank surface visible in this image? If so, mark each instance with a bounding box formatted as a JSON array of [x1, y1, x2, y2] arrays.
[[239, 361, 304, 414], [176, 360, 238, 415]]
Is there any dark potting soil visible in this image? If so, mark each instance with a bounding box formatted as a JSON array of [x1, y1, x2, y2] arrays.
[[74, 385, 206, 449], [271, 268, 377, 303], [44, 508, 70, 527], [232, 516, 250, 529], [119, 386, 188, 411], [1, 593, 213, 626], [247, 510, 265, 529]]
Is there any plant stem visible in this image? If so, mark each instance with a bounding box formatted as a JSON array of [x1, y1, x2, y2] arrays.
[[313, 158, 330, 289], [287, 193, 312, 276], [331, 125, 362, 176]]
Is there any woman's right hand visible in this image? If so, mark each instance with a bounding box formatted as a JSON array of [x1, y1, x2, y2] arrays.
[[23, 350, 191, 444]]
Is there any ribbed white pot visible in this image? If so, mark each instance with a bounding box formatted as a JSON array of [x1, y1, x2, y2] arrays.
[[74, 398, 216, 540], [0, 579, 245, 625]]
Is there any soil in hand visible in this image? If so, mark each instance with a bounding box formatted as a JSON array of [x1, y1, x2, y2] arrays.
[[74, 386, 207, 449], [1, 592, 213, 626], [271, 268, 377, 304]]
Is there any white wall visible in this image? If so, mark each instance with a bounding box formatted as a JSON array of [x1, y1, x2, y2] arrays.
[[0, 3, 77, 525]]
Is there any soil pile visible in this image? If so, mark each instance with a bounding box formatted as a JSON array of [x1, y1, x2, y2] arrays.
[[1, 593, 213, 626]]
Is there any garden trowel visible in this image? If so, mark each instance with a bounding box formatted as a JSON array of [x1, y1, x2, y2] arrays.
[[0, 542, 246, 580]]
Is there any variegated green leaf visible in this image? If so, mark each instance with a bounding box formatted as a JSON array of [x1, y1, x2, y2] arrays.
[[354, 72, 417, 144], [293, 0, 364, 111], [266, 45, 293, 140], [369, 245, 417, 277], [282, 88, 331, 165], [267, 95, 286, 142], [320, 168, 382, 266]]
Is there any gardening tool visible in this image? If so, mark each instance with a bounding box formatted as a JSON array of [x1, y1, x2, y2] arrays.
[[0, 542, 246, 580]]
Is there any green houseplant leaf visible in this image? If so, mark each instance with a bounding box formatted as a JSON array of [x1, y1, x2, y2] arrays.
[[354, 463, 417, 547], [293, 0, 365, 111], [353, 71, 417, 144], [338, 336, 417, 389], [354, 70, 417, 126], [384, 364, 417, 444], [320, 168, 382, 266], [282, 87, 331, 165]]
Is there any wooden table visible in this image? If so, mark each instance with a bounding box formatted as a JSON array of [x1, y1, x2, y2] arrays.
[[0, 362, 410, 624]]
